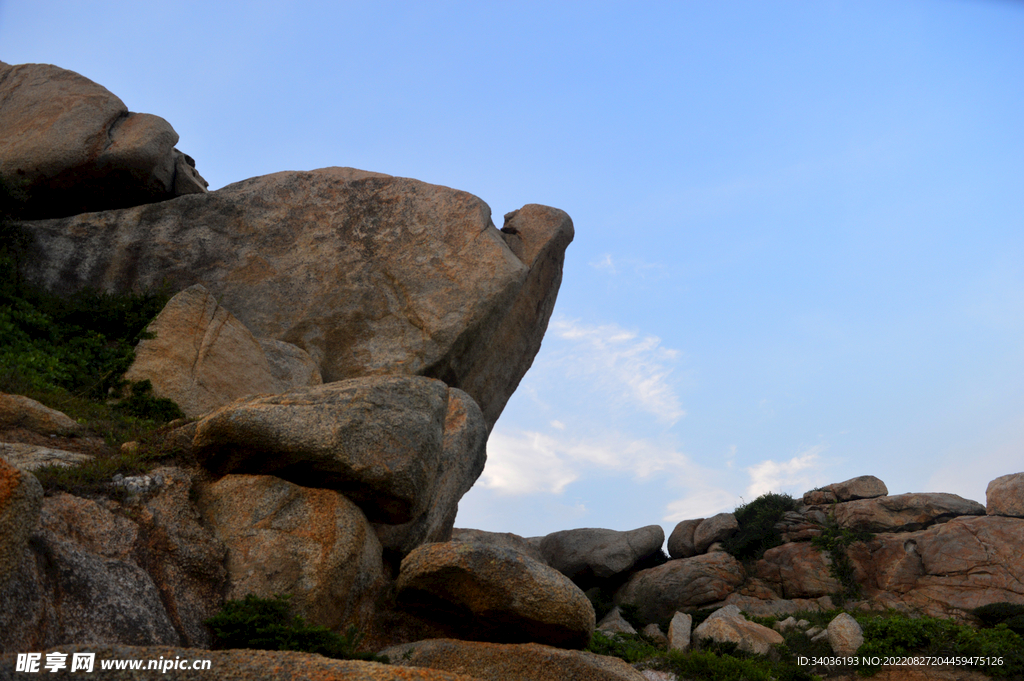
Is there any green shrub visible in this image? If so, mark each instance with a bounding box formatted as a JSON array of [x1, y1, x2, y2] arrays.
[[722, 492, 799, 561], [656, 648, 817, 681], [205, 594, 388, 663], [857, 611, 1024, 677], [114, 380, 184, 421], [586, 630, 662, 663], [973, 602, 1024, 629], [811, 510, 871, 603]]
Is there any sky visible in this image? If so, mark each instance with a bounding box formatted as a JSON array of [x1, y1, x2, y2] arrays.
[[2, 0, 1022, 542]]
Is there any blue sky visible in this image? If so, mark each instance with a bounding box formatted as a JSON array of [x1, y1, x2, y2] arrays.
[[3, 0, 1022, 541]]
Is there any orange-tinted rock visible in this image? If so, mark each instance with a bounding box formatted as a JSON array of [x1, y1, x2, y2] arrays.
[[692, 605, 784, 655], [194, 474, 386, 632], [756, 541, 841, 599], [667, 517, 703, 559], [0, 645, 484, 680], [0, 457, 42, 586], [986, 472, 1024, 517], [848, 516, 1024, 616], [380, 638, 646, 681], [834, 493, 985, 533]]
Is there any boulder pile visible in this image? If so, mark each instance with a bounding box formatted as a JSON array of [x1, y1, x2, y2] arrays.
[[1, 61, 1021, 681]]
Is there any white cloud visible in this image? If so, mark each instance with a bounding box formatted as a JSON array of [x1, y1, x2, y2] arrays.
[[550, 419, 566, 430], [590, 254, 617, 274], [663, 489, 740, 523], [480, 427, 701, 496], [548, 317, 686, 425], [745, 445, 828, 499]]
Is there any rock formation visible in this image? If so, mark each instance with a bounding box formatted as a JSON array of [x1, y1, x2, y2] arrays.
[[0, 61, 207, 219], [18, 168, 573, 431], [124, 284, 322, 418]]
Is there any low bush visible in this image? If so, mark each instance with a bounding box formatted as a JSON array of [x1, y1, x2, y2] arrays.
[[722, 492, 799, 561], [811, 511, 871, 603], [205, 594, 388, 663]]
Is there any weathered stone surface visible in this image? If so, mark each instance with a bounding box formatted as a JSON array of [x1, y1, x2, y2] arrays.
[[380, 639, 646, 681], [193, 376, 475, 524], [0, 442, 93, 471], [615, 552, 745, 624], [986, 472, 1024, 517], [194, 474, 386, 632], [0, 645, 484, 681], [0, 61, 206, 219], [667, 611, 692, 652], [848, 516, 1024, 616], [20, 168, 572, 430], [373, 389, 488, 559], [831, 475, 888, 501], [538, 525, 665, 587], [125, 284, 321, 418], [396, 541, 595, 649], [451, 528, 546, 564], [667, 517, 703, 559], [131, 467, 226, 647], [0, 393, 83, 436], [774, 510, 824, 543], [756, 541, 841, 599], [641, 623, 667, 645], [0, 493, 181, 651], [692, 605, 784, 655], [827, 612, 864, 656], [0, 458, 42, 587], [834, 493, 986, 533], [718, 593, 834, 618], [259, 338, 323, 390], [693, 513, 738, 554], [596, 607, 637, 635]]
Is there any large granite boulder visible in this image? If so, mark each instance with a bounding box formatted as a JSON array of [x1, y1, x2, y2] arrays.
[[833, 493, 986, 533], [615, 552, 745, 624], [755, 541, 841, 599], [192, 376, 487, 528], [18, 168, 573, 429], [986, 472, 1024, 517], [0, 645, 484, 681], [451, 528, 547, 564], [0, 61, 207, 219], [0, 457, 42, 587], [0, 393, 83, 436], [0, 443, 93, 471], [538, 525, 665, 587], [666, 517, 703, 559], [693, 513, 738, 554], [124, 284, 321, 418], [827, 612, 864, 656], [395, 541, 595, 649], [804, 476, 888, 505], [848, 515, 1024, 616], [372, 389, 488, 560], [0, 493, 182, 651], [193, 474, 386, 632], [692, 605, 784, 655], [380, 639, 647, 681]]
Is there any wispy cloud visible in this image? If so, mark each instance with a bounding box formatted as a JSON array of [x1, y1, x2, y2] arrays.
[[590, 254, 617, 274], [480, 428, 701, 496], [548, 318, 687, 425], [745, 445, 828, 499], [589, 254, 668, 281]]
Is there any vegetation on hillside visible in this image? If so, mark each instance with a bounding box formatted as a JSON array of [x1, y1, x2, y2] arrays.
[[1, 176, 186, 496], [205, 594, 388, 663]]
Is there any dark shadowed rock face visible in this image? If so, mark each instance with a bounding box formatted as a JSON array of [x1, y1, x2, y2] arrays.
[[18, 168, 572, 430], [0, 61, 207, 219], [538, 525, 665, 589]]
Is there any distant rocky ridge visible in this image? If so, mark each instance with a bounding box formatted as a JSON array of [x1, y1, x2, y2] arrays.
[[1, 62, 1021, 681]]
